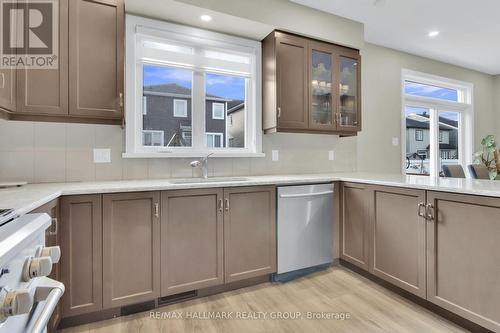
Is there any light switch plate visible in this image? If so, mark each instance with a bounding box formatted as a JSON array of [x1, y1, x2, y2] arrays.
[[392, 137, 399, 146], [328, 150, 335, 161], [93, 148, 111, 163], [271, 150, 279, 161]]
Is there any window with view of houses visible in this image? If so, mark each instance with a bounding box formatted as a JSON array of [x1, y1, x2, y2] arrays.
[[125, 16, 261, 156], [403, 70, 473, 177]]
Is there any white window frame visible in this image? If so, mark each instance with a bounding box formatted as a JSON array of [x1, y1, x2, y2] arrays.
[[415, 129, 423, 141], [401, 69, 474, 177], [143, 130, 165, 147], [143, 96, 147, 115], [206, 132, 224, 148], [212, 102, 225, 120], [124, 15, 263, 158], [173, 99, 188, 118]]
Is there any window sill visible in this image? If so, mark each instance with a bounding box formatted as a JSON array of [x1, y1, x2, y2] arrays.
[[122, 152, 266, 158]]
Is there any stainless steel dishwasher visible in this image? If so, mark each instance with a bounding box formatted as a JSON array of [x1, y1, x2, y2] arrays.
[[275, 183, 334, 281]]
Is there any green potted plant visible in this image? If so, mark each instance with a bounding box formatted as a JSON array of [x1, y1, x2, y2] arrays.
[[474, 135, 500, 180]]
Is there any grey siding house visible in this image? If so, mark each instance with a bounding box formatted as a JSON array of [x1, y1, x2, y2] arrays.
[[406, 115, 458, 160], [142, 83, 244, 148]]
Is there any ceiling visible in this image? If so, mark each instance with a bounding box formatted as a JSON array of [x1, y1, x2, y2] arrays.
[[291, 0, 500, 75]]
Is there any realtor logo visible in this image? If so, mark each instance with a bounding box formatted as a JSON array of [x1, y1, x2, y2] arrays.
[[0, 0, 58, 68]]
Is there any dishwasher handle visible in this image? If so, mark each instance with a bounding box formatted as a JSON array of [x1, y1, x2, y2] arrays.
[[279, 190, 334, 198]]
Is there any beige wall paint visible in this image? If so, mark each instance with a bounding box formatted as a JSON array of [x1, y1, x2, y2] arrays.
[[125, 0, 364, 49], [358, 43, 496, 173], [495, 75, 500, 138], [0, 119, 356, 183]]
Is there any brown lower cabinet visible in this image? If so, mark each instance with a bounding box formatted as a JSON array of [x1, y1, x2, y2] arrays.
[[224, 186, 276, 283], [339, 182, 371, 270], [59, 186, 276, 323], [341, 183, 500, 332], [102, 192, 161, 308], [370, 186, 426, 298], [161, 189, 224, 296], [426, 191, 500, 332], [60, 195, 103, 317]]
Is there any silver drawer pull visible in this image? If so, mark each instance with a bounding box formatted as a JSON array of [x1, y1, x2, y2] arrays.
[[417, 202, 426, 218]]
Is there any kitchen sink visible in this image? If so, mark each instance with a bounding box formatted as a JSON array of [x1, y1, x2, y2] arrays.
[[169, 177, 250, 184]]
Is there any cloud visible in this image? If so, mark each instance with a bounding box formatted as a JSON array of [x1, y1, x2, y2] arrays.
[[143, 66, 193, 86]]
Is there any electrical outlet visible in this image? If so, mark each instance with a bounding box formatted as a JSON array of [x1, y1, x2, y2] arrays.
[[272, 150, 279, 161], [328, 150, 335, 161], [93, 148, 111, 163], [392, 137, 399, 146]]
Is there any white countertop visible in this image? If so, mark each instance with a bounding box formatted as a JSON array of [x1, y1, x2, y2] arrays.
[[2, 172, 500, 216]]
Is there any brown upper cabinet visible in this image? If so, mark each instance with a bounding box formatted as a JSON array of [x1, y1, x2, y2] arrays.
[[16, 0, 68, 117], [0, 0, 124, 124], [69, 0, 124, 120], [262, 31, 361, 135], [0, 67, 17, 113]]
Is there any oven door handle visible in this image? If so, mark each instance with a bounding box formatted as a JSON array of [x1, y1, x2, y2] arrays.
[[29, 277, 65, 333]]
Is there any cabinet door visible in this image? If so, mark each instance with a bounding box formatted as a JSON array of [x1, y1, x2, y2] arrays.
[[103, 192, 160, 308], [60, 195, 102, 317], [336, 47, 361, 132], [276, 33, 308, 130], [32, 199, 61, 333], [371, 186, 426, 298], [308, 41, 336, 131], [427, 192, 500, 332], [161, 189, 224, 296], [16, 0, 68, 115], [224, 186, 276, 283], [0, 67, 16, 112], [340, 182, 370, 270], [69, 0, 124, 119]]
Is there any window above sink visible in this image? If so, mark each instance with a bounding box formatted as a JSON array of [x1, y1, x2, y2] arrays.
[[124, 15, 264, 158]]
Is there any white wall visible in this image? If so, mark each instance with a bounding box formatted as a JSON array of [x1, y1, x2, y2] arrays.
[[358, 43, 496, 173], [495, 75, 500, 138], [125, 0, 365, 48]]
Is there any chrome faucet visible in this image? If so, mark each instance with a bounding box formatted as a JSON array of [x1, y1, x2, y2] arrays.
[[190, 153, 214, 179]]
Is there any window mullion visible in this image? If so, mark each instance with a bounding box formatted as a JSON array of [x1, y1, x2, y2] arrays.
[[429, 108, 440, 177], [192, 71, 205, 150]]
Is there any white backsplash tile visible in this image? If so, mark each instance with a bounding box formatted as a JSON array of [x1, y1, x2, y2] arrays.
[[0, 120, 358, 183]]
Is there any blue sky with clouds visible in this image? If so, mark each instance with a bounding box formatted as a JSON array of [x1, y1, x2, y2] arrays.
[[405, 81, 458, 101], [143, 65, 245, 100]]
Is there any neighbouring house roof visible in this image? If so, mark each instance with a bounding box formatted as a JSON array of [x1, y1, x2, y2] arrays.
[[143, 83, 231, 102], [406, 115, 458, 130], [425, 143, 458, 150], [227, 100, 244, 114]]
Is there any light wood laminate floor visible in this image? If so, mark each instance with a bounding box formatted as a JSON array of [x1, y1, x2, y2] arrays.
[[60, 267, 468, 333]]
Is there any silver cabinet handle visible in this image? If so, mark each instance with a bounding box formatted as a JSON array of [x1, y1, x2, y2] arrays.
[[279, 190, 334, 198], [119, 92, 124, 108], [417, 202, 426, 218], [277, 107, 281, 118], [0, 73, 5, 89], [46, 218, 58, 237], [224, 198, 230, 211], [426, 203, 434, 221], [154, 203, 159, 218], [218, 199, 223, 212]]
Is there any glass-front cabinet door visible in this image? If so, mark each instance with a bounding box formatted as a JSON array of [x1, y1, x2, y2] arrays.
[[337, 49, 361, 132], [308, 42, 335, 131]]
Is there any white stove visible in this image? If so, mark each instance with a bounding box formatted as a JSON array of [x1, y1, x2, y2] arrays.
[[0, 213, 64, 333]]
